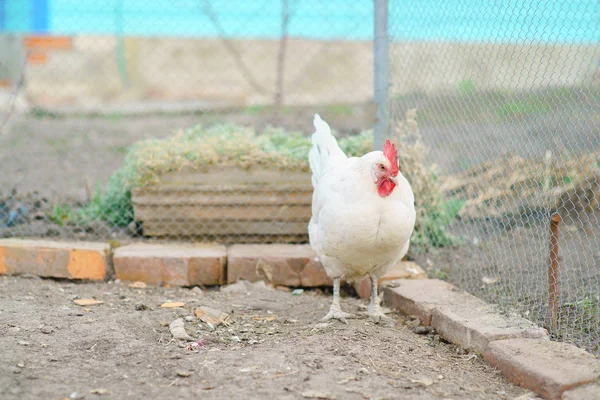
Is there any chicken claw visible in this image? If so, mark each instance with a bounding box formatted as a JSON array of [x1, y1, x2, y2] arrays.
[[322, 307, 354, 323], [366, 305, 392, 323], [322, 277, 353, 324], [366, 274, 393, 323]]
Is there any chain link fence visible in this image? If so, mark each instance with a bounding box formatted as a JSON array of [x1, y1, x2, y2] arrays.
[[1, 0, 599, 356], [389, 1, 599, 355], [0, 0, 376, 243]]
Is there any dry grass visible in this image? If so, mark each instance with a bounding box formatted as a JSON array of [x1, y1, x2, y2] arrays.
[[442, 151, 600, 219], [390, 109, 464, 250]]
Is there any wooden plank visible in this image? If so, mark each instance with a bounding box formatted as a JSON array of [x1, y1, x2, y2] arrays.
[[134, 204, 311, 221], [132, 186, 313, 206], [133, 184, 313, 194], [154, 167, 311, 186], [142, 219, 309, 236]]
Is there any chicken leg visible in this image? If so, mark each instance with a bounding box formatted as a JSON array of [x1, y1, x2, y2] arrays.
[[322, 277, 353, 323], [367, 273, 389, 321]]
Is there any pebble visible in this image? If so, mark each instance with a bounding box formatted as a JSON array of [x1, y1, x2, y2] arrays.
[[40, 326, 54, 334], [190, 286, 203, 295], [184, 316, 194, 322], [414, 326, 430, 335], [221, 281, 247, 294], [135, 303, 149, 311]]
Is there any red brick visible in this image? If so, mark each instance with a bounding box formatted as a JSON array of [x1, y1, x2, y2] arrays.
[[432, 300, 548, 355], [0, 239, 109, 280], [485, 339, 600, 400], [300, 257, 333, 287], [114, 243, 225, 286], [354, 261, 427, 299], [382, 279, 460, 325], [562, 383, 600, 400], [227, 244, 331, 287], [23, 36, 72, 50]]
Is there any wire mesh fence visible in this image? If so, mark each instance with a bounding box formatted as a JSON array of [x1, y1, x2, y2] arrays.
[[0, 0, 375, 243], [389, 1, 599, 354], [0, 0, 598, 356]]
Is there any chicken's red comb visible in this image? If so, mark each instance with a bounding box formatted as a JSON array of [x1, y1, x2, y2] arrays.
[[383, 139, 399, 176]]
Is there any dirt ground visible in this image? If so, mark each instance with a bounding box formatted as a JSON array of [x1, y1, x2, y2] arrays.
[[0, 275, 534, 400]]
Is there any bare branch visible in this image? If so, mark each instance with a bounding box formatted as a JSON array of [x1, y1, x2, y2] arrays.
[[0, 50, 30, 136], [274, 0, 290, 116], [201, 0, 269, 94]]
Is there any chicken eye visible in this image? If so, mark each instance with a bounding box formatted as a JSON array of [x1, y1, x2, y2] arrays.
[[379, 165, 385, 171]]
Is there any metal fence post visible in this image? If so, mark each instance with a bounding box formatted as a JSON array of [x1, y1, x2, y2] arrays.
[[373, 0, 389, 151]]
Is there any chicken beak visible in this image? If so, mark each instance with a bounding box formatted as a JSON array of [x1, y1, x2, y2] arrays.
[[389, 176, 398, 185]]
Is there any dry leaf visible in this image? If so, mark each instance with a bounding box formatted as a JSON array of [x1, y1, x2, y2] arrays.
[[128, 281, 147, 289], [160, 302, 184, 308], [73, 299, 103, 306], [410, 378, 434, 387], [301, 391, 336, 399], [253, 316, 277, 322], [195, 306, 230, 326]]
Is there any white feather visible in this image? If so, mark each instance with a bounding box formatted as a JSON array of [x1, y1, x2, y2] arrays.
[[308, 114, 347, 188], [307, 115, 416, 283]]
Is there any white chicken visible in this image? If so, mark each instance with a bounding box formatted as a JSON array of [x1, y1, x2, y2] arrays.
[[308, 114, 416, 322]]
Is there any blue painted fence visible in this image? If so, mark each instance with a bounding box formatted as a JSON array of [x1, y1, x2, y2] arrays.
[[1, 0, 598, 43]]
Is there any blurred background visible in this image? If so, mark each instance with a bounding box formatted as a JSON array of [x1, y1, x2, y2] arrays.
[[0, 0, 598, 355]]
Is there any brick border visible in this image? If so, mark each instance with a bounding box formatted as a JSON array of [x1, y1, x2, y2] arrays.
[[384, 280, 600, 400], [1, 239, 599, 399]]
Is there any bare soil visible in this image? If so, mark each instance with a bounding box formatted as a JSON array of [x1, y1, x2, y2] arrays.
[[0, 276, 531, 400]]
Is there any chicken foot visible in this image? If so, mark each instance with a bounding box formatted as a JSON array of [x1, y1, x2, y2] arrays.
[[321, 277, 353, 324], [367, 273, 391, 322]]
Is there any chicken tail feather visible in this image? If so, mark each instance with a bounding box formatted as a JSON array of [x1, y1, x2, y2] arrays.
[[308, 114, 346, 187]]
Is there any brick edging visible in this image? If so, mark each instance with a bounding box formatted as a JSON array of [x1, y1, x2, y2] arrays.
[[384, 280, 600, 400]]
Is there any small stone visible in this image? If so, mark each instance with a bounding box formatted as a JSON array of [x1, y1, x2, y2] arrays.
[[414, 326, 430, 334], [231, 336, 241, 343], [176, 370, 192, 378], [276, 286, 291, 292], [17, 363, 24, 368], [40, 326, 54, 334], [190, 286, 203, 295], [184, 316, 194, 322], [221, 281, 248, 294], [135, 303, 149, 311], [18, 340, 31, 346], [292, 288, 304, 296]]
